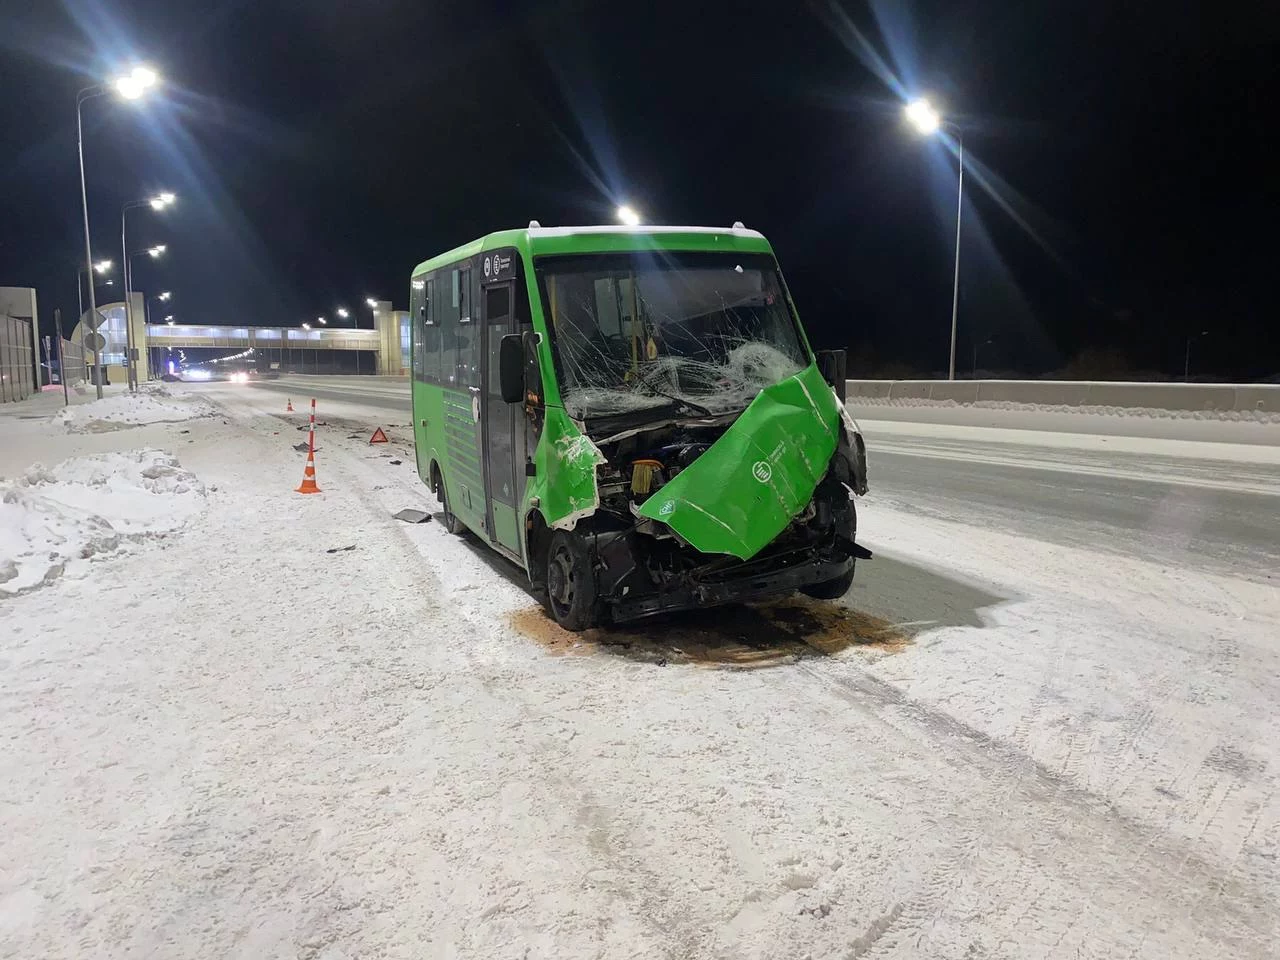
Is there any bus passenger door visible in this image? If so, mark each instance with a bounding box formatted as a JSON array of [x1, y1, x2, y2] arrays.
[[482, 281, 523, 558]]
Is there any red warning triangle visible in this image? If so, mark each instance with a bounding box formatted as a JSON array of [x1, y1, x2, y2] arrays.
[[369, 427, 389, 444]]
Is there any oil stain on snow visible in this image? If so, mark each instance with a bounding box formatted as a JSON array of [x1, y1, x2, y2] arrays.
[[510, 597, 910, 668]]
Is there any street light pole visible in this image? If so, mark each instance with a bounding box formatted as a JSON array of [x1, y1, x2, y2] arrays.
[[1184, 331, 1209, 381], [75, 67, 160, 398], [948, 129, 964, 382], [122, 196, 174, 391], [77, 85, 106, 398], [905, 98, 965, 380]]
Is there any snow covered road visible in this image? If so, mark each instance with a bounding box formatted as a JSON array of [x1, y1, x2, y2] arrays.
[[2, 381, 1277, 958], [248, 375, 1280, 575]]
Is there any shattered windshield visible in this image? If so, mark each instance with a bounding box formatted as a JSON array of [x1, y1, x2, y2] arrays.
[[535, 252, 808, 419]]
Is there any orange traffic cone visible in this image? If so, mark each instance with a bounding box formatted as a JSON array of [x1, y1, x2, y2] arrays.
[[296, 444, 321, 494], [286, 398, 294, 412]]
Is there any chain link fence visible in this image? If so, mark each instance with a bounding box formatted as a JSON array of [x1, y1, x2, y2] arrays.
[[1, 312, 36, 403]]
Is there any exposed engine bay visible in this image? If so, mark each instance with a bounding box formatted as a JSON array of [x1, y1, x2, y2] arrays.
[[567, 414, 871, 622]]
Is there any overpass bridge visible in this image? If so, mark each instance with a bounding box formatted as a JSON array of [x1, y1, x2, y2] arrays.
[[67, 298, 410, 381]]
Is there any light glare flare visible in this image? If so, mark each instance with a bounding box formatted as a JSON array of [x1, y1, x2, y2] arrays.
[[616, 204, 641, 226], [905, 98, 942, 135], [113, 65, 160, 100]]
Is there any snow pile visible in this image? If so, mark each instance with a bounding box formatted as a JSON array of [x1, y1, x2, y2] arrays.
[[53, 386, 216, 433], [847, 394, 1280, 423], [0, 449, 205, 596]]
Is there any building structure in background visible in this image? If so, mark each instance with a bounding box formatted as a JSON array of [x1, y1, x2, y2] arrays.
[[0, 286, 39, 403], [66, 294, 149, 385]]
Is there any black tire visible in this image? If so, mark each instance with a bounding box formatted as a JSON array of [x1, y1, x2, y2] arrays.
[[800, 563, 856, 600], [544, 529, 600, 631], [434, 468, 466, 535], [801, 495, 858, 600]]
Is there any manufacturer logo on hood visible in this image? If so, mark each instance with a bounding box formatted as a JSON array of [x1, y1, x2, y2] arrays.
[[752, 460, 773, 483]]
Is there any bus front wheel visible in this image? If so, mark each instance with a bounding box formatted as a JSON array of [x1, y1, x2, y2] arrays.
[[545, 530, 599, 631]]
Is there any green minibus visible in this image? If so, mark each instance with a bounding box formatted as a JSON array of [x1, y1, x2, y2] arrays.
[[410, 223, 869, 630]]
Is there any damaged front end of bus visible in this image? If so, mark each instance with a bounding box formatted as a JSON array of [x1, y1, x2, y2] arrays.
[[516, 247, 871, 630]]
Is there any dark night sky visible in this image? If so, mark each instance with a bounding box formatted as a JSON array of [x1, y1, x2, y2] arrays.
[[1, 0, 1275, 379]]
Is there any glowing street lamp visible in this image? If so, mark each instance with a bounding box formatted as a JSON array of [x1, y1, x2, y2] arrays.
[[336, 307, 349, 319], [302, 323, 312, 331], [904, 98, 941, 135], [365, 297, 378, 308], [316, 316, 326, 325], [616, 204, 641, 226], [94, 259, 113, 273], [114, 65, 160, 100], [157, 291, 171, 301], [905, 97, 965, 380]]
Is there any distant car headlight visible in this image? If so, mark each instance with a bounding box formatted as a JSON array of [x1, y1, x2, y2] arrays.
[[230, 372, 248, 383], [185, 369, 211, 381]]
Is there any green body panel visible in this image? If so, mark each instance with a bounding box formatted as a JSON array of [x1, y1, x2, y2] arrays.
[[411, 378, 485, 532], [638, 364, 840, 560], [530, 407, 607, 529], [492, 502, 521, 554]]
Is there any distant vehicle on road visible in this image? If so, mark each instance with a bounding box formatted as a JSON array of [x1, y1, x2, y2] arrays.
[[409, 223, 870, 629]]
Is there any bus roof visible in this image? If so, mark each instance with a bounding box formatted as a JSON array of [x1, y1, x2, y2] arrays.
[[411, 224, 774, 277]]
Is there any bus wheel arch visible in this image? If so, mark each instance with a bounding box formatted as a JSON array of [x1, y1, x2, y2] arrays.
[[525, 510, 552, 590], [431, 462, 465, 535]]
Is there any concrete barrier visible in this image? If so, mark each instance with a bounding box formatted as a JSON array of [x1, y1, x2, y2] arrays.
[[846, 379, 1280, 414]]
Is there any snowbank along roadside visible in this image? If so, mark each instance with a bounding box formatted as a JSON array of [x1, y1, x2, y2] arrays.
[[51, 384, 216, 433], [0, 449, 206, 596]]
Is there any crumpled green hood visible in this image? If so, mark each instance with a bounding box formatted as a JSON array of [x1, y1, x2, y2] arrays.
[[637, 363, 841, 560]]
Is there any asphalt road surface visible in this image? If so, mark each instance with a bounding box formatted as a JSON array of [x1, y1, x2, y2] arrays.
[[250, 375, 1280, 580]]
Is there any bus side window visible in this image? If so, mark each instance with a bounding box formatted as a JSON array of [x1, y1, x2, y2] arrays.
[[422, 277, 440, 382], [455, 266, 478, 387], [410, 278, 427, 379]]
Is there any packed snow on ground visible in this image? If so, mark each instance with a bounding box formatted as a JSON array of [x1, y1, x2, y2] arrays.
[[51, 385, 216, 432], [1, 383, 1277, 959], [0, 448, 205, 595]]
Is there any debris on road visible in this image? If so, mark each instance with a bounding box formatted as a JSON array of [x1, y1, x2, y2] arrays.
[[392, 508, 432, 524], [325, 544, 357, 554]]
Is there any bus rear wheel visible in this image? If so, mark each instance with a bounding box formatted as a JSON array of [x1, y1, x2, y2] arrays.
[[434, 467, 466, 535], [545, 530, 599, 631]]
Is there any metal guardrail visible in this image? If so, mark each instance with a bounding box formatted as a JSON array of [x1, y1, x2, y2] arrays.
[[844, 379, 1280, 414]]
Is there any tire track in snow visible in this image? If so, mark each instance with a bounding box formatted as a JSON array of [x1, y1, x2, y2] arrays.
[[792, 660, 1276, 957]]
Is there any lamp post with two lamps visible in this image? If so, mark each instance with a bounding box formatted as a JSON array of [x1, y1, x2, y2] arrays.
[[904, 97, 965, 381], [76, 259, 114, 325], [77, 64, 161, 397], [122, 193, 175, 390]]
